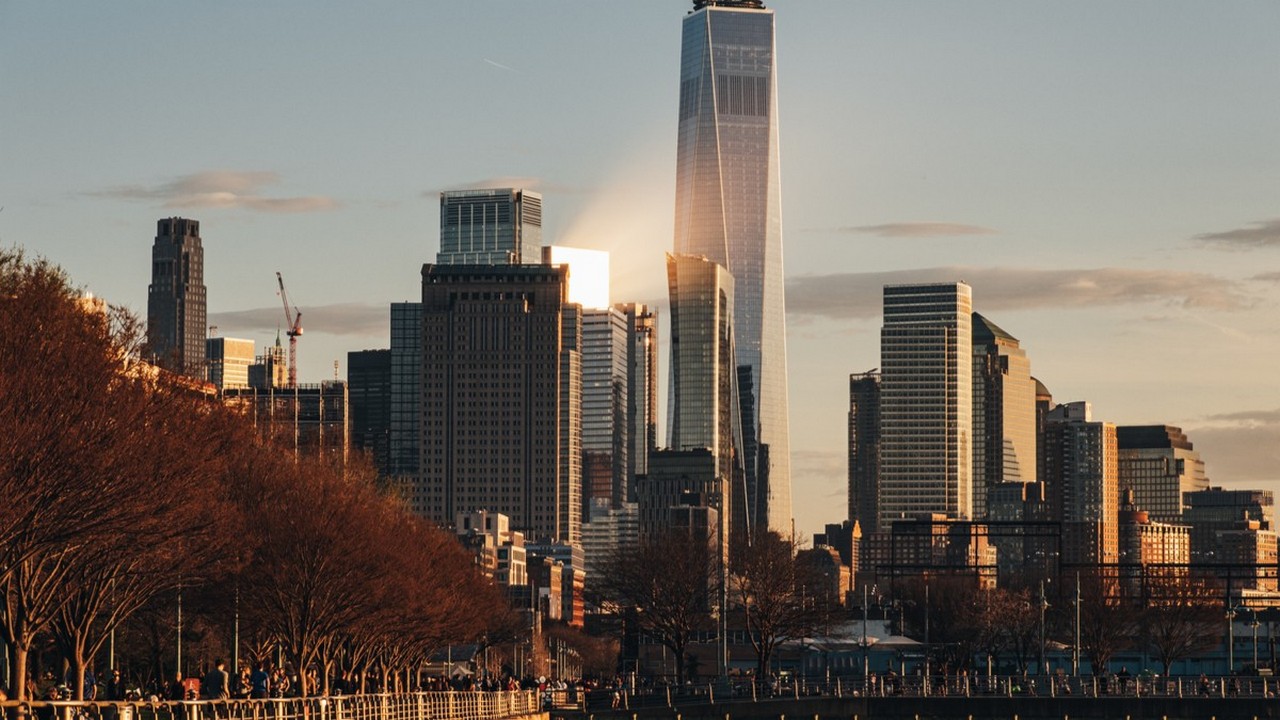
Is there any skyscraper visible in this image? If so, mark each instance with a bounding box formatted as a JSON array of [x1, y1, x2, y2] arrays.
[[348, 348, 392, 475], [388, 302, 423, 481], [879, 283, 973, 526], [847, 370, 881, 535], [674, 0, 791, 533], [437, 188, 542, 265], [418, 264, 582, 544], [618, 302, 659, 501], [147, 217, 206, 378], [666, 253, 743, 538], [971, 312, 1037, 518]]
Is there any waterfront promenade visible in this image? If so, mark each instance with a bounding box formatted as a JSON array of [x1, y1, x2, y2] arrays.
[[0, 691, 543, 720], [555, 676, 1280, 720]]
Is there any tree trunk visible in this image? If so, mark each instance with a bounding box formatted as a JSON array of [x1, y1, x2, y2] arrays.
[[11, 646, 28, 702]]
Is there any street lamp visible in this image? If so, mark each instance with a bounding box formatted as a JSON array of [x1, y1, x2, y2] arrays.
[[1073, 572, 1081, 677], [1038, 581, 1050, 676], [1226, 607, 1238, 675]]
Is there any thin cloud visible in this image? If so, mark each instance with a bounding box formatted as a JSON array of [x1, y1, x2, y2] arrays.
[[209, 303, 385, 337], [1194, 218, 1280, 249], [786, 266, 1250, 321], [1204, 408, 1280, 424], [483, 58, 518, 73], [92, 171, 337, 213], [1249, 271, 1280, 283], [813, 222, 998, 238]]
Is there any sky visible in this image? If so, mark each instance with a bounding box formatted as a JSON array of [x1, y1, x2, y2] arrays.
[[4, 1, 1279, 539]]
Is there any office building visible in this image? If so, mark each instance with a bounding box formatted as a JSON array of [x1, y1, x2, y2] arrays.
[[348, 348, 391, 475], [1117, 425, 1209, 523], [581, 306, 629, 510], [674, 0, 791, 533], [972, 313, 1036, 518], [1041, 401, 1119, 566], [437, 188, 542, 265], [1185, 487, 1277, 591], [666, 254, 743, 538], [581, 499, 639, 594], [1118, 489, 1191, 595], [620, 303, 659, 501], [419, 264, 582, 544], [543, 246, 609, 309], [847, 370, 881, 536], [206, 337, 254, 391], [388, 302, 422, 480], [879, 283, 973, 526], [147, 217, 206, 378]]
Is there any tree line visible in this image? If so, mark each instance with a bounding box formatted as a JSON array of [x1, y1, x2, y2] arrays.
[[0, 250, 515, 701]]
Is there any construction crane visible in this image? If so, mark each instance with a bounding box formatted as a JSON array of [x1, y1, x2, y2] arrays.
[[275, 271, 303, 388]]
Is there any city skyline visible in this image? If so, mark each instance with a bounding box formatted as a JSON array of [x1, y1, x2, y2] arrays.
[[4, 2, 1279, 539]]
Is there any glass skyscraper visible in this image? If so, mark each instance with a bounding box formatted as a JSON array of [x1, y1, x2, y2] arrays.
[[879, 283, 973, 525], [437, 188, 542, 265], [674, 0, 791, 533]]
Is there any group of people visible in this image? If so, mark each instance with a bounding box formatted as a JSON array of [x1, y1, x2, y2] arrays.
[[166, 660, 299, 701]]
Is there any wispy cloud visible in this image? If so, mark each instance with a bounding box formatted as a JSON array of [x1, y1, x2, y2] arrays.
[[482, 58, 517, 73], [1249, 271, 1280, 283], [1194, 218, 1280, 249], [810, 222, 998, 238], [1204, 408, 1280, 424], [422, 176, 584, 197], [786, 266, 1250, 321], [92, 171, 337, 213], [209, 303, 385, 337]]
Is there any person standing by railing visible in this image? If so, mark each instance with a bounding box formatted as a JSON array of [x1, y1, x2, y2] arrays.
[[202, 659, 230, 701]]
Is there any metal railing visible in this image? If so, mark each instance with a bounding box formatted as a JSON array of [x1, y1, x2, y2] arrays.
[[0, 691, 541, 720], [590, 675, 1279, 709]]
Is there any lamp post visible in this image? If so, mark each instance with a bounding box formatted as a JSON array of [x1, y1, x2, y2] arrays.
[[1038, 580, 1049, 676], [1250, 612, 1261, 671], [1073, 572, 1081, 676], [1226, 607, 1237, 675], [861, 585, 869, 685]]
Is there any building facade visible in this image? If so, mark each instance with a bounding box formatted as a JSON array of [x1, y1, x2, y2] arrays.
[[971, 312, 1036, 519], [438, 188, 542, 265], [388, 302, 423, 481], [147, 217, 206, 378], [581, 307, 629, 510], [847, 370, 881, 536], [206, 337, 254, 391], [674, 0, 791, 533], [666, 253, 744, 539], [1041, 401, 1119, 567], [418, 264, 582, 544], [619, 303, 659, 503], [879, 283, 974, 526], [1117, 425, 1208, 523], [348, 348, 391, 475]]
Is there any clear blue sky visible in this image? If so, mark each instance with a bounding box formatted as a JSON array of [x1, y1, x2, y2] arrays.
[[4, 1, 1278, 538]]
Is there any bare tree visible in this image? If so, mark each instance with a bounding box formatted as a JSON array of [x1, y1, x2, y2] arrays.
[[1076, 569, 1137, 675], [597, 530, 717, 683], [1140, 571, 1223, 676], [730, 531, 834, 679]]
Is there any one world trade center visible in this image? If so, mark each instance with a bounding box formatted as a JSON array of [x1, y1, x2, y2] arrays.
[[673, 0, 791, 534]]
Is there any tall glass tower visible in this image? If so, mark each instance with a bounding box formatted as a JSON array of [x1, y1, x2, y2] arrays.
[[674, 0, 791, 533]]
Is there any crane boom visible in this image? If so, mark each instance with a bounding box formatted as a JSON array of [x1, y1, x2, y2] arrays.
[[275, 272, 303, 388]]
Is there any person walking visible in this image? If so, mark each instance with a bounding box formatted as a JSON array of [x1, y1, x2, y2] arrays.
[[202, 659, 230, 700]]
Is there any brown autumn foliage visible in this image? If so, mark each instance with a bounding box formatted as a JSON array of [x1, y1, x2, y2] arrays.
[[0, 249, 512, 698]]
